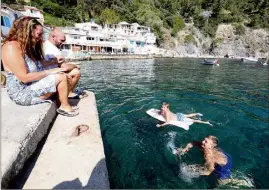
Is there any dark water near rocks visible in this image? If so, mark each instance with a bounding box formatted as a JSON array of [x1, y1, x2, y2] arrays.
[[78, 58, 269, 188]]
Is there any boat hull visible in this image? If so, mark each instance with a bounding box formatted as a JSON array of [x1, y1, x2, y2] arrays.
[[201, 59, 218, 65], [241, 58, 258, 63]]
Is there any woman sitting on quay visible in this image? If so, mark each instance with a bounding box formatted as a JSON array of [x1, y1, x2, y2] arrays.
[[1, 16, 78, 117]]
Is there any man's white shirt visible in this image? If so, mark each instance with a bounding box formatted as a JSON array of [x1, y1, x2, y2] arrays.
[[43, 40, 62, 68]]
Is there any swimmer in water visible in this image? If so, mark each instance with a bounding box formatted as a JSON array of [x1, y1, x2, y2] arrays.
[[156, 102, 213, 127], [174, 136, 251, 187]]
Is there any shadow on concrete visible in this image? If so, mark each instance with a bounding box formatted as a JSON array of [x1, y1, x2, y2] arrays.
[[9, 116, 58, 189], [52, 158, 110, 189]]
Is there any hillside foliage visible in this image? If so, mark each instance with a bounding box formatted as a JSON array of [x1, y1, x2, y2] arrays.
[[3, 0, 269, 43]]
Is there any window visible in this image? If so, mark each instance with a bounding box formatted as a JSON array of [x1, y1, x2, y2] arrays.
[[62, 44, 70, 49], [1, 16, 11, 27], [1, 16, 4, 26]]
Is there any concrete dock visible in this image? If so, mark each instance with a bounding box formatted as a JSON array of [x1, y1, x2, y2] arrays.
[[22, 91, 110, 189], [1, 90, 110, 189], [65, 54, 154, 61], [1, 89, 57, 188]]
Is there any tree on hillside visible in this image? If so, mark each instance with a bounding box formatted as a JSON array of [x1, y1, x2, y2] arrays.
[[171, 16, 185, 36], [10, 0, 268, 42], [135, 4, 163, 29], [99, 8, 120, 24], [76, 0, 85, 22]]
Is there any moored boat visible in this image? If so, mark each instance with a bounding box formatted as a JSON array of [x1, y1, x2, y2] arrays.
[[241, 57, 258, 63], [201, 58, 219, 65]]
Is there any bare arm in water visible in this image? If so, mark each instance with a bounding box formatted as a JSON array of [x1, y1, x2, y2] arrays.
[[156, 122, 171, 128], [174, 141, 202, 155], [176, 141, 219, 176]]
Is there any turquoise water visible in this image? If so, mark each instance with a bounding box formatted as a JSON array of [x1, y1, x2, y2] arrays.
[[78, 58, 269, 188]]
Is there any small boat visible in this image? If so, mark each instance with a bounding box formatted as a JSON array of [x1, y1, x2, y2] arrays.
[[241, 57, 258, 63], [201, 58, 219, 65]]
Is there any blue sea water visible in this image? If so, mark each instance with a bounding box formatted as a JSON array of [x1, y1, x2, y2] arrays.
[[78, 58, 269, 188]]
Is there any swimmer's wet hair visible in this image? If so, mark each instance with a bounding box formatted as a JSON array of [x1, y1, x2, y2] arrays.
[[207, 135, 219, 147], [162, 102, 169, 108]]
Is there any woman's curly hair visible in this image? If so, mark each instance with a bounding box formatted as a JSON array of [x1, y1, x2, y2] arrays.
[[2, 16, 44, 61]]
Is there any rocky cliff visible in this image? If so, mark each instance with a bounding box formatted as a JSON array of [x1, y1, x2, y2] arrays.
[[160, 23, 269, 58]]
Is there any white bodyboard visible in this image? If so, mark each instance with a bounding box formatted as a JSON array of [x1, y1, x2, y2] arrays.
[[146, 109, 191, 130]]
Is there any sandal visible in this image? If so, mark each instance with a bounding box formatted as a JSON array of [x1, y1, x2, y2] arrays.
[[69, 88, 88, 99], [56, 108, 79, 117], [70, 124, 89, 137], [72, 106, 79, 110]]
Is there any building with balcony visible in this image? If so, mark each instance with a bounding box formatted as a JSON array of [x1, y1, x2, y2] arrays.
[[60, 21, 158, 58], [16, 5, 44, 24]]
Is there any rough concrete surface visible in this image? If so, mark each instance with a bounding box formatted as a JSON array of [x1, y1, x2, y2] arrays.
[[1, 89, 57, 188], [23, 91, 110, 189]]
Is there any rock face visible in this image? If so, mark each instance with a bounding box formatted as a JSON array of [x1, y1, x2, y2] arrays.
[[160, 23, 269, 58]]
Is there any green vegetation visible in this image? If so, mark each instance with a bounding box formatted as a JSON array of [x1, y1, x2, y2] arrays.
[[184, 34, 196, 45], [3, 0, 269, 43], [213, 38, 224, 47], [171, 16, 185, 36], [233, 23, 246, 35], [44, 13, 74, 26], [99, 8, 120, 24]]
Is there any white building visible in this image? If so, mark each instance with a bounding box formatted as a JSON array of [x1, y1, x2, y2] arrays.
[[1, 4, 158, 58], [1, 4, 21, 37], [60, 21, 158, 58], [16, 5, 44, 24], [1, 4, 49, 42]]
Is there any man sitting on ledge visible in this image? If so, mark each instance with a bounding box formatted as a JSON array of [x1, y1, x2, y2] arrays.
[[43, 27, 82, 98]]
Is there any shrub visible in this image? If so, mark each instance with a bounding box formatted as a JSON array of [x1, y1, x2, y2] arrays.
[[184, 34, 196, 45], [234, 23, 245, 35], [99, 8, 120, 24], [260, 48, 265, 53], [213, 38, 224, 47], [171, 16, 185, 36], [173, 16, 185, 30]]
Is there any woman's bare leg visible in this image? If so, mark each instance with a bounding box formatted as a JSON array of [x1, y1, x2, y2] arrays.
[[55, 73, 72, 111], [67, 68, 81, 95]]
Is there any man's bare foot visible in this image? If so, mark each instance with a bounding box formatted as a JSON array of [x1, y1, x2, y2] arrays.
[[156, 124, 162, 128], [207, 121, 213, 127], [197, 113, 203, 117]]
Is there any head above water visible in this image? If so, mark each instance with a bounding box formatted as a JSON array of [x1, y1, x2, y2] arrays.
[[161, 102, 170, 111], [3, 16, 44, 60], [49, 27, 66, 48], [202, 135, 219, 149]]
